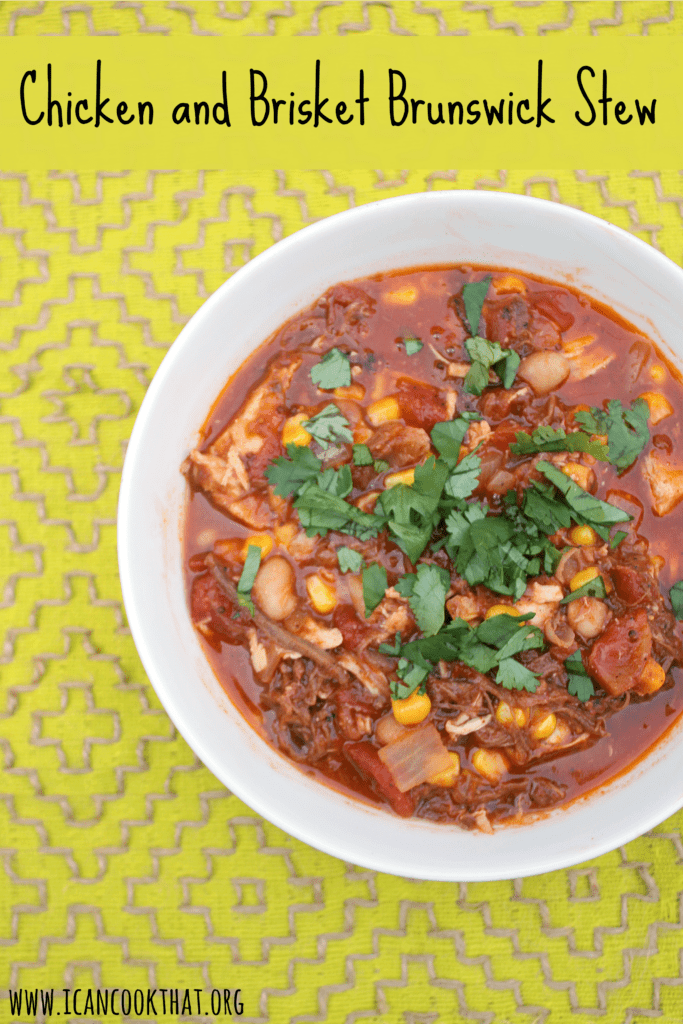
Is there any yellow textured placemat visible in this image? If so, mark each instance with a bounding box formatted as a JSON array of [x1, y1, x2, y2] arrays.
[[2, 4, 683, 1023]]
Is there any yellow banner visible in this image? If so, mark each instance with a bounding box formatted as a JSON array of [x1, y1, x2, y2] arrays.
[[0, 37, 679, 168]]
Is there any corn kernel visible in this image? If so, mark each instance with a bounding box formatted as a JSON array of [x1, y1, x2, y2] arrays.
[[471, 748, 509, 783], [562, 462, 593, 490], [569, 525, 598, 547], [546, 719, 572, 746], [282, 413, 312, 447], [638, 658, 666, 694], [530, 710, 557, 741], [492, 274, 526, 295], [392, 691, 431, 726], [385, 468, 415, 488], [495, 702, 529, 728], [427, 751, 461, 786], [275, 523, 297, 549], [638, 390, 674, 425], [367, 396, 401, 427], [569, 566, 600, 592], [383, 284, 418, 305], [306, 574, 337, 615], [355, 491, 380, 513], [485, 604, 521, 620], [334, 383, 366, 401], [241, 533, 274, 561], [650, 364, 666, 383]]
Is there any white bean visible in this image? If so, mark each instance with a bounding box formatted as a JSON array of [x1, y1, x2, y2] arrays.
[[567, 597, 609, 640], [518, 351, 570, 396], [252, 556, 298, 621]]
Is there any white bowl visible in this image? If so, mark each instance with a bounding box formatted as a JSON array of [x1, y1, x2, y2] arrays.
[[118, 191, 683, 881]]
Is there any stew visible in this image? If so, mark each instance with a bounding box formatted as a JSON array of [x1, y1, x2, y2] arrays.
[[182, 266, 683, 831]]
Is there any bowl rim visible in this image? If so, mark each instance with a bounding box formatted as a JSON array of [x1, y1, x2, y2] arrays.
[[118, 189, 683, 880]]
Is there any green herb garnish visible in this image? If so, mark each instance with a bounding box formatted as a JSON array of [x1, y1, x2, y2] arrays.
[[560, 575, 607, 604], [565, 650, 595, 702], [353, 444, 374, 466], [397, 563, 450, 637], [575, 398, 650, 471], [310, 348, 352, 390], [670, 580, 683, 620], [403, 336, 423, 356], [236, 544, 262, 614], [535, 462, 631, 541], [464, 336, 521, 396], [302, 404, 353, 450], [362, 563, 387, 618], [461, 276, 492, 336], [265, 444, 322, 497], [510, 425, 609, 461], [337, 546, 364, 574]]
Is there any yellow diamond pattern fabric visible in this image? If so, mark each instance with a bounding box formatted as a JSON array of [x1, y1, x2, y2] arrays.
[[2, 4, 683, 1023]]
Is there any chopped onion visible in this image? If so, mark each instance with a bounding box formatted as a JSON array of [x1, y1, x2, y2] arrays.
[[378, 723, 452, 792], [375, 713, 411, 746]]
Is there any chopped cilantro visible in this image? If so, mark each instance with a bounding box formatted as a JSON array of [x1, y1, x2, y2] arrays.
[[403, 336, 423, 356], [265, 444, 322, 498], [565, 650, 595, 702], [669, 580, 683, 620], [461, 276, 492, 336], [402, 563, 450, 637], [430, 412, 480, 466], [510, 425, 609, 461], [443, 451, 481, 500], [464, 336, 521, 396], [362, 563, 387, 618], [575, 398, 650, 471], [560, 575, 607, 604], [610, 530, 628, 549], [317, 464, 353, 498], [374, 459, 390, 473], [337, 546, 363, 574], [495, 658, 541, 693], [310, 348, 352, 390], [302, 404, 353, 450], [535, 462, 630, 540], [294, 486, 384, 540], [236, 544, 262, 614], [391, 659, 430, 700], [378, 456, 448, 562], [353, 443, 373, 466]]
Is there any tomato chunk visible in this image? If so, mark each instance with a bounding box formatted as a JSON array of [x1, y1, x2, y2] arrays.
[[586, 609, 652, 696]]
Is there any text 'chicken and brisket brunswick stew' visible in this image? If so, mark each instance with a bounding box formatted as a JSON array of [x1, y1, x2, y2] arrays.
[[183, 266, 683, 832]]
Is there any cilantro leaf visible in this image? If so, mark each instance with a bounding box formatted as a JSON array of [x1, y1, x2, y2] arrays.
[[610, 530, 628, 549], [378, 457, 448, 562], [317, 464, 353, 498], [670, 580, 683, 620], [403, 336, 423, 356], [443, 451, 481, 500], [394, 574, 415, 598], [391, 659, 430, 700], [560, 575, 606, 604], [510, 426, 609, 461], [236, 544, 262, 614], [362, 563, 387, 618], [430, 412, 480, 467], [265, 444, 322, 498], [294, 486, 384, 540], [353, 443, 373, 466], [461, 276, 492, 336], [302, 404, 353, 450], [565, 650, 594, 702], [536, 462, 630, 540], [310, 348, 352, 390], [496, 658, 541, 693], [405, 563, 450, 637], [575, 398, 650, 471], [337, 546, 363, 574], [464, 336, 520, 396], [374, 459, 390, 473]]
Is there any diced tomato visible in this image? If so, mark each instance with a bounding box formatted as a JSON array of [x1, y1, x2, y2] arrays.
[[344, 742, 415, 817], [586, 609, 652, 696], [396, 377, 450, 433], [333, 604, 372, 649]]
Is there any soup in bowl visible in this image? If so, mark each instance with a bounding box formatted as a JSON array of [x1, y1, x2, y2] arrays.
[[118, 191, 683, 880]]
